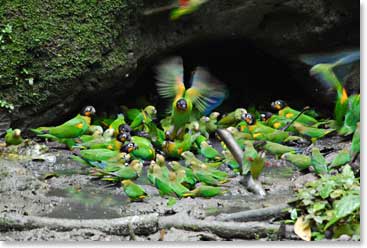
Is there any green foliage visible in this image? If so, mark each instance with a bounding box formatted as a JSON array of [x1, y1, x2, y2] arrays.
[[289, 165, 360, 240], [0, 99, 14, 112]]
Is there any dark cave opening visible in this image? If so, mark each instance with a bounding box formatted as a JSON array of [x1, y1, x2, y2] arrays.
[[85, 37, 333, 119]]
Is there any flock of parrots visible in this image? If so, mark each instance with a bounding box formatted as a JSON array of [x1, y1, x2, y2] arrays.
[[3, 54, 360, 202]]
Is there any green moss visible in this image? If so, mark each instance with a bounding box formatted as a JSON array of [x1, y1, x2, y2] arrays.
[[0, 0, 130, 110]]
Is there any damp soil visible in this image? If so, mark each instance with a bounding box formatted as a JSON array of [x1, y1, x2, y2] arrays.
[[0, 135, 356, 241]]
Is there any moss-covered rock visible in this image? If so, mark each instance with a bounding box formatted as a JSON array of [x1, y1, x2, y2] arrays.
[[0, 0, 359, 132]]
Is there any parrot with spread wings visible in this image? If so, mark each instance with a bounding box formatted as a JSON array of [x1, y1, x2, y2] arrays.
[[156, 57, 227, 140]]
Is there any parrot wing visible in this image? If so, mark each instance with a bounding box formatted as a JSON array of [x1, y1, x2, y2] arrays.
[[156, 57, 185, 99], [186, 67, 227, 114]]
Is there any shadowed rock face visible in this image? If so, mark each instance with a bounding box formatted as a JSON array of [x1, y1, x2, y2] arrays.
[[0, 0, 359, 132]]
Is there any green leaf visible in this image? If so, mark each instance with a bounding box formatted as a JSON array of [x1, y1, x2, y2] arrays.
[[290, 209, 298, 220], [342, 164, 354, 179], [324, 194, 360, 230], [311, 148, 328, 174], [319, 181, 335, 199]]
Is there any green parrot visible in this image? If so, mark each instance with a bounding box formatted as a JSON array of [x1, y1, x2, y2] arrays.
[[339, 94, 360, 136], [260, 112, 297, 132], [86, 125, 104, 135], [242, 113, 289, 143], [222, 149, 241, 171], [306, 51, 359, 127], [195, 135, 221, 160], [129, 105, 157, 131], [5, 128, 23, 146], [242, 141, 258, 175], [207, 112, 220, 133], [330, 149, 351, 168], [75, 143, 135, 167], [181, 151, 228, 186], [167, 171, 190, 197], [249, 152, 266, 180], [170, 0, 208, 20], [155, 154, 170, 178], [292, 122, 335, 141], [148, 162, 176, 196], [130, 136, 155, 160], [109, 114, 126, 136], [169, 161, 197, 188], [218, 108, 247, 128], [350, 122, 360, 161], [31, 106, 96, 139], [254, 140, 296, 157], [156, 57, 226, 140], [121, 180, 147, 201], [271, 100, 317, 126], [226, 127, 252, 147], [183, 184, 224, 198], [90, 160, 142, 182], [162, 133, 198, 159], [73, 128, 118, 150], [281, 152, 311, 170], [311, 147, 328, 174], [122, 106, 140, 122]]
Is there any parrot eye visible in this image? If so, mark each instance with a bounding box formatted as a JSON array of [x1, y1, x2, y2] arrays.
[[244, 113, 254, 125], [81, 106, 96, 116], [260, 114, 266, 121], [118, 124, 131, 134], [176, 99, 187, 111]]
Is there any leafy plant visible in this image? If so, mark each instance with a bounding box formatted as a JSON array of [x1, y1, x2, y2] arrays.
[[289, 165, 360, 240], [0, 99, 14, 112]]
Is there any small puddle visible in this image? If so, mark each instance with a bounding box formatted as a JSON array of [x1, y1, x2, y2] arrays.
[[45, 186, 129, 219]]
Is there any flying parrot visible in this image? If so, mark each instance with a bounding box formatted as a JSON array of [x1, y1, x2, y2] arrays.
[[301, 49, 360, 128], [170, 0, 208, 20], [31, 106, 96, 139], [156, 57, 227, 140], [5, 128, 23, 146]]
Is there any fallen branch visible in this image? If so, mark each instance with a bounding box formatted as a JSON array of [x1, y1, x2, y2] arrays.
[[216, 203, 289, 222], [159, 213, 296, 240], [0, 213, 159, 236], [216, 129, 266, 196]]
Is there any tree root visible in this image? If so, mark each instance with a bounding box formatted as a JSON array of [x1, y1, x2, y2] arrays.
[[0, 213, 159, 236], [0, 212, 298, 240], [159, 213, 296, 240], [216, 203, 289, 222]]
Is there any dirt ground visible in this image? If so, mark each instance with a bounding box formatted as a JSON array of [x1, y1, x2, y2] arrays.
[[0, 135, 356, 241]]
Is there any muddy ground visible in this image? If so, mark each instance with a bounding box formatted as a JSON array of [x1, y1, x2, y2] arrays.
[[0, 135, 356, 241]]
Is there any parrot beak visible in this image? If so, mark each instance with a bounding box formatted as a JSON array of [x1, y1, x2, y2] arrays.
[[14, 129, 21, 137], [271, 101, 278, 110]]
